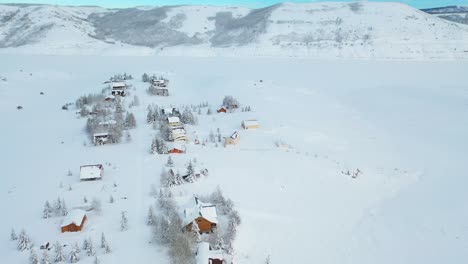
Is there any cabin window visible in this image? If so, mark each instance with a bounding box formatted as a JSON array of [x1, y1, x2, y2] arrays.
[[197, 219, 202, 223]]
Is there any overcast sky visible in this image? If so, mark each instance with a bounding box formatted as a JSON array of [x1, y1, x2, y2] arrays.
[[1, 0, 467, 9]]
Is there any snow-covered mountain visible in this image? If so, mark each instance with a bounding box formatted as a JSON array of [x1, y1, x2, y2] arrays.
[[422, 6, 468, 26], [1, 2, 468, 58]]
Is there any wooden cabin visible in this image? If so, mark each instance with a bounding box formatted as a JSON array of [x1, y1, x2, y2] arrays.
[[80, 164, 104, 181], [224, 131, 240, 146], [61, 209, 87, 233], [242, 120, 260, 130], [217, 107, 227, 113], [168, 143, 186, 154], [185, 197, 218, 234]]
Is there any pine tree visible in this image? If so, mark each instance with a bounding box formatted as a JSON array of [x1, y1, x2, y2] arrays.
[[191, 220, 201, 242], [83, 196, 88, 203], [82, 238, 89, 251], [104, 242, 111, 254], [43, 201, 52, 219], [147, 207, 155, 225], [93, 257, 100, 264], [10, 228, 17, 241], [120, 211, 128, 231], [41, 250, 51, 264], [207, 108, 212, 115], [60, 199, 68, 216], [54, 241, 65, 263], [166, 156, 174, 167], [17, 230, 31, 251], [147, 108, 154, 124], [29, 249, 39, 264], [54, 197, 62, 215], [109, 195, 114, 203], [184, 161, 196, 183], [100, 233, 107, 249], [68, 244, 79, 263], [86, 239, 95, 256]]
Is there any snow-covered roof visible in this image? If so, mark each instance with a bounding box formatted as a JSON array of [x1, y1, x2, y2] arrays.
[[61, 209, 86, 228], [163, 108, 175, 115], [171, 128, 186, 135], [93, 132, 109, 137], [243, 120, 259, 127], [196, 242, 223, 264], [184, 197, 218, 225], [168, 116, 181, 123], [98, 120, 117, 126], [230, 131, 239, 139], [169, 142, 186, 150], [80, 164, 103, 180], [111, 82, 126, 88]]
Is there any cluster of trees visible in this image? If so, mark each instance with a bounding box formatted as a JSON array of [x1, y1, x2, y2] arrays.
[[241, 106, 252, 112], [84, 99, 136, 144], [141, 73, 167, 83], [151, 135, 168, 154], [180, 108, 198, 125], [149, 189, 196, 264], [42, 197, 68, 219], [222, 96, 239, 109], [202, 187, 242, 253], [110, 73, 133, 82], [160, 158, 205, 187], [146, 104, 163, 124], [15, 231, 111, 264], [75, 93, 105, 110]]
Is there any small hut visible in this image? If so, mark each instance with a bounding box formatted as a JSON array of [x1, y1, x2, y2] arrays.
[[61, 209, 87, 233], [224, 131, 240, 146], [80, 164, 104, 181], [217, 107, 227, 113], [168, 143, 186, 154], [242, 120, 260, 130]]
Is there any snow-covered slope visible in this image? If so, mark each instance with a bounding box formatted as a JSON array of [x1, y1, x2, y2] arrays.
[[1, 55, 468, 264], [1, 2, 468, 58]]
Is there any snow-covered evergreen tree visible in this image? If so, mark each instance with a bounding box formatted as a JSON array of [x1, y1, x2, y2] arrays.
[[60, 199, 68, 216], [100, 233, 107, 249], [10, 228, 17, 241], [120, 211, 128, 231], [166, 156, 174, 167], [68, 244, 80, 263], [54, 241, 65, 263], [104, 242, 111, 254], [93, 257, 100, 264], [41, 250, 51, 264], [207, 108, 212, 115], [147, 207, 155, 226], [43, 201, 52, 219], [147, 108, 154, 124], [209, 131, 216, 143], [109, 195, 114, 203], [184, 162, 196, 183], [125, 113, 137, 129], [54, 197, 62, 215], [191, 220, 201, 242], [222, 95, 239, 109], [82, 238, 89, 251], [86, 239, 95, 256], [17, 230, 32, 251], [30, 248, 39, 264]]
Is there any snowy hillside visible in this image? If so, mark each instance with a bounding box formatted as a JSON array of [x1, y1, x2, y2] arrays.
[[1, 2, 468, 58]]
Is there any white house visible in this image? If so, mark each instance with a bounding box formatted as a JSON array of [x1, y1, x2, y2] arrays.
[[196, 242, 224, 264], [171, 128, 188, 142], [111, 82, 126, 96], [80, 164, 104, 181], [167, 116, 183, 128], [242, 120, 260, 130]]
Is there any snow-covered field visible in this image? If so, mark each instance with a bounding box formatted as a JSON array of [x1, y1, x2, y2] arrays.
[[1, 55, 468, 264]]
